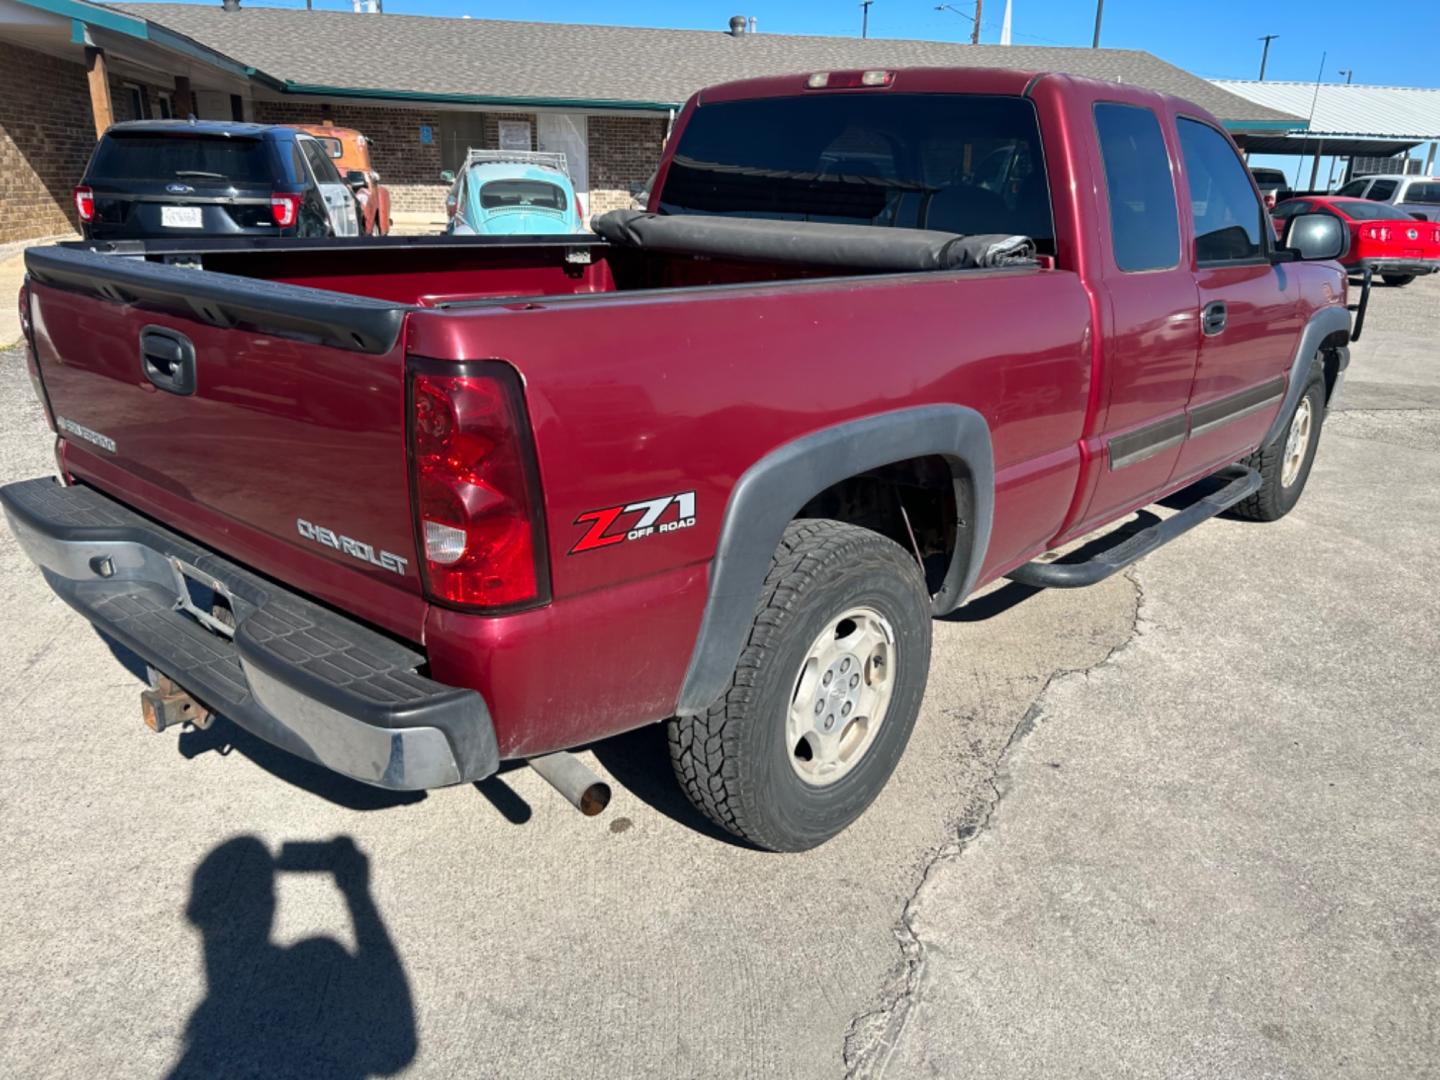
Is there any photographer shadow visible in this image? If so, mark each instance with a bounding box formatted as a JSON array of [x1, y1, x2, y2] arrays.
[[168, 835, 416, 1080]]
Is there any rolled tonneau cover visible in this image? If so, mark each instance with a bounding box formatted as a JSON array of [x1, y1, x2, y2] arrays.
[[592, 209, 1036, 272]]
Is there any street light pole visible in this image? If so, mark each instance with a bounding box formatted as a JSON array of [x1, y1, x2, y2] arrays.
[[1258, 34, 1278, 80], [934, 2, 981, 43], [860, 0, 872, 38], [1092, 0, 1103, 48]]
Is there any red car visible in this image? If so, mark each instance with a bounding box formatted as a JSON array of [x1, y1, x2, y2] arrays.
[[8, 68, 1353, 851], [1273, 195, 1440, 286]]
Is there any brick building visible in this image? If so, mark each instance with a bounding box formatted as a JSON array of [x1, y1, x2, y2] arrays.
[[0, 0, 1304, 245]]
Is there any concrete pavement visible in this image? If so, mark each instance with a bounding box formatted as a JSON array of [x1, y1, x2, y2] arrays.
[[0, 276, 1436, 1078]]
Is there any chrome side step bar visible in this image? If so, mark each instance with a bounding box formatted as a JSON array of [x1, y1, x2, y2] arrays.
[[1006, 466, 1261, 590]]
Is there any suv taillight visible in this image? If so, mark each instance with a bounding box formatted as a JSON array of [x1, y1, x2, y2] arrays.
[[73, 186, 94, 223], [270, 192, 301, 228], [408, 360, 549, 611]]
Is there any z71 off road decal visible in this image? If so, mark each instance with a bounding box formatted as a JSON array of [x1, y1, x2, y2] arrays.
[[570, 491, 696, 554]]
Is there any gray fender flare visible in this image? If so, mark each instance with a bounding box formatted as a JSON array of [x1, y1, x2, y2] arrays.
[[675, 405, 994, 716], [1262, 304, 1352, 447]]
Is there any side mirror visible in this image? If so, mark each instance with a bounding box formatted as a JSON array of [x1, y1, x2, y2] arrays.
[[1282, 212, 1346, 261], [344, 169, 368, 191], [439, 170, 455, 184]]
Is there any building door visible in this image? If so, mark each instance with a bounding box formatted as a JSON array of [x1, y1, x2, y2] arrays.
[[537, 114, 589, 216]]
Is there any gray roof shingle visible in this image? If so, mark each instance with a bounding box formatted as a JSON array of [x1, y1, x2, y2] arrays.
[[113, 3, 1301, 126]]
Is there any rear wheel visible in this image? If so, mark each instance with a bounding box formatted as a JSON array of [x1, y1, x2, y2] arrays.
[[667, 520, 932, 851], [1230, 364, 1326, 522], [1382, 274, 1415, 287]]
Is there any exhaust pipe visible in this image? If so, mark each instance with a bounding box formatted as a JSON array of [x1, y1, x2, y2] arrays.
[[528, 752, 611, 816]]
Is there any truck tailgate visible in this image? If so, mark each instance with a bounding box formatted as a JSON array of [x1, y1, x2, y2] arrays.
[[24, 246, 426, 641]]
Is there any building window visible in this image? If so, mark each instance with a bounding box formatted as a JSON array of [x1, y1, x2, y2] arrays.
[[157, 93, 174, 120], [122, 83, 147, 121]]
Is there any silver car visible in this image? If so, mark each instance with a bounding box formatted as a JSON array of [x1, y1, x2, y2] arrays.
[[1334, 173, 1440, 222]]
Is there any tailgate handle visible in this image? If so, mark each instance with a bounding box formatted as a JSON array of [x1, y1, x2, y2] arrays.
[[140, 327, 197, 395]]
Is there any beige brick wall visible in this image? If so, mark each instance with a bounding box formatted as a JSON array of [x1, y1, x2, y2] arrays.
[[0, 43, 95, 244], [252, 100, 447, 213], [588, 115, 669, 217], [253, 103, 668, 219]]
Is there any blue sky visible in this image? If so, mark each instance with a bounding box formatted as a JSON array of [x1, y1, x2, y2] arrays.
[[204, 0, 1439, 89]]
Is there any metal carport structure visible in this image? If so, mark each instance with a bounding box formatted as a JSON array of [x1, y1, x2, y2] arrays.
[[1213, 80, 1440, 188]]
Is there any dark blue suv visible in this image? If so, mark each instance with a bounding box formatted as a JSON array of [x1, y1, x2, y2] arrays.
[[74, 120, 361, 241]]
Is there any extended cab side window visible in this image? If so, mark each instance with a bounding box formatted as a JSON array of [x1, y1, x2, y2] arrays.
[[1093, 103, 1180, 272], [1368, 179, 1398, 201], [1336, 179, 1369, 198], [1176, 118, 1264, 263]]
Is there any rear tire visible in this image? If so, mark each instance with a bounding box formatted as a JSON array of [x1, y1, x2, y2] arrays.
[[1230, 364, 1326, 522], [667, 520, 932, 851], [1382, 274, 1414, 287]]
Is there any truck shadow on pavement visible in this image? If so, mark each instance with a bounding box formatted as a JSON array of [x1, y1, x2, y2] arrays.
[[590, 726, 756, 848], [167, 834, 416, 1080]]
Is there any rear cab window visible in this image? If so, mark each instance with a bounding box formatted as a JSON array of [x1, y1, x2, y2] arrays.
[[1403, 181, 1440, 205], [1336, 179, 1370, 198], [88, 133, 275, 184], [1176, 118, 1264, 263], [1093, 102, 1180, 272], [657, 93, 1056, 253]]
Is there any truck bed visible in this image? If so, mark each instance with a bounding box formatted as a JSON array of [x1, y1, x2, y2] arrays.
[[55, 217, 1039, 311]]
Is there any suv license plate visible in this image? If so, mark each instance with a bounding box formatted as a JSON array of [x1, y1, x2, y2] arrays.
[[161, 206, 203, 229]]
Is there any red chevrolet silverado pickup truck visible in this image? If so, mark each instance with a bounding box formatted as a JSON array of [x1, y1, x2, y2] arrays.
[[4, 68, 1353, 851]]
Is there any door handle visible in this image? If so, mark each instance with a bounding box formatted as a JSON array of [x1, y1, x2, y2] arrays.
[[1201, 300, 1228, 336], [140, 327, 197, 395]]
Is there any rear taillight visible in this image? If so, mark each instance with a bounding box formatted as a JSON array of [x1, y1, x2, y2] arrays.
[[270, 192, 301, 228], [408, 360, 549, 611], [73, 186, 94, 223], [1363, 225, 1391, 242], [1264, 193, 1276, 210]]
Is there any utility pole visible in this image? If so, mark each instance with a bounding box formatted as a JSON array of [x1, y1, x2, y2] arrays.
[[1338, 68, 1353, 84], [860, 0, 872, 38], [1257, 34, 1278, 80], [1091, 0, 1103, 48]]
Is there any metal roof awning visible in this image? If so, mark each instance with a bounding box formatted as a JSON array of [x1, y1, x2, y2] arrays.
[[1212, 79, 1440, 157]]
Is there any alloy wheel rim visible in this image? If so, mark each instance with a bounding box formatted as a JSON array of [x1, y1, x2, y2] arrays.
[[785, 607, 896, 786], [1281, 397, 1313, 488]]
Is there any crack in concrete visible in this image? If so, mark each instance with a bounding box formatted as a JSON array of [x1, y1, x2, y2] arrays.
[[842, 570, 1147, 1080]]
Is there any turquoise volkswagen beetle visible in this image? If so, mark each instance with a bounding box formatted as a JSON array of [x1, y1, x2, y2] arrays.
[[441, 150, 586, 236]]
